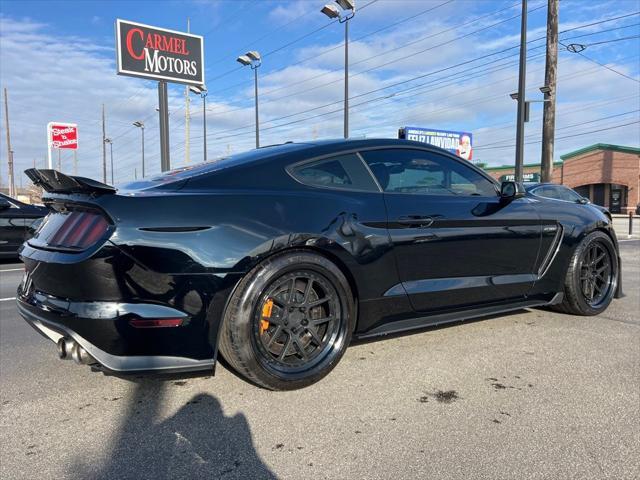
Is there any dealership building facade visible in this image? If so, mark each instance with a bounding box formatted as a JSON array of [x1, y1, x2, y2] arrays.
[[484, 144, 640, 214]]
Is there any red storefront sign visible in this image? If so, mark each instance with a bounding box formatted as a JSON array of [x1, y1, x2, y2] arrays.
[[48, 123, 78, 149]]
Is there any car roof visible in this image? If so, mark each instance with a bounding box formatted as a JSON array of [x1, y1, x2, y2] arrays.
[[122, 138, 482, 191]]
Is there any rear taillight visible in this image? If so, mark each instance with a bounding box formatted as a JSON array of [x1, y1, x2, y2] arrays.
[[35, 210, 110, 251]]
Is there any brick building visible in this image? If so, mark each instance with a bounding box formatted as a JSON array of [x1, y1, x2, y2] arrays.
[[484, 144, 640, 214]]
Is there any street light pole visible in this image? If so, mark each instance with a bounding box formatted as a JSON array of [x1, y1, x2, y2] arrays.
[[344, 18, 349, 139], [514, 0, 528, 184], [237, 52, 262, 149], [322, 0, 355, 139], [133, 121, 145, 178], [254, 67, 260, 148], [202, 92, 208, 161], [189, 85, 208, 162]]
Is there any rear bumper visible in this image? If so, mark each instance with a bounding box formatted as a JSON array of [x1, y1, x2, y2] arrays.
[[16, 295, 215, 374]]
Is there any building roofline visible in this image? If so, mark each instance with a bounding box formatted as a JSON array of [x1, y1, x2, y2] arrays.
[[559, 143, 640, 160], [484, 161, 562, 172]]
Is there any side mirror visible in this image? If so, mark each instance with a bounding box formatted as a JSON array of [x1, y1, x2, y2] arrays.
[[578, 197, 590, 205], [500, 181, 525, 200], [0, 198, 11, 210]]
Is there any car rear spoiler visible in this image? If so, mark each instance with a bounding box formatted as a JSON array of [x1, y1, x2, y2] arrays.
[[25, 169, 116, 195]]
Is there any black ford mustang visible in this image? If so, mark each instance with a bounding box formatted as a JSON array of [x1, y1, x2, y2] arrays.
[[17, 139, 621, 390]]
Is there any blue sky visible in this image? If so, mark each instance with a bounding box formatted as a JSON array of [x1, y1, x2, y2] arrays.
[[0, 0, 639, 187]]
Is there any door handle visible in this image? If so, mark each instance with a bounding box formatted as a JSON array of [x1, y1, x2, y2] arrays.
[[397, 215, 434, 227]]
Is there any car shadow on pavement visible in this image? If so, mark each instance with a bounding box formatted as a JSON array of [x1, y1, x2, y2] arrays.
[[68, 377, 277, 480]]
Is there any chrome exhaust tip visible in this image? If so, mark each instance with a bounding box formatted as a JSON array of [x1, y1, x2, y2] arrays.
[[57, 337, 75, 360], [70, 342, 95, 365]]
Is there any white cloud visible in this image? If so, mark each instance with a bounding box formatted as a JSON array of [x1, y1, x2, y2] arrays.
[[268, 0, 314, 25]]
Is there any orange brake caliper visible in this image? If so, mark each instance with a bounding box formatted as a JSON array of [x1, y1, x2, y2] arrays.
[[260, 299, 274, 334]]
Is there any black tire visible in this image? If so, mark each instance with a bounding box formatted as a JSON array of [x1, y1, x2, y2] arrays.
[[556, 231, 618, 316], [218, 250, 355, 390]]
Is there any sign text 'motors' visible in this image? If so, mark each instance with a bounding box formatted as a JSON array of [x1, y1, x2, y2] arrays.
[[116, 19, 204, 86]]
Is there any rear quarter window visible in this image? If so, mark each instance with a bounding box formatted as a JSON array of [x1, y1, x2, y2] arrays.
[[289, 153, 379, 192]]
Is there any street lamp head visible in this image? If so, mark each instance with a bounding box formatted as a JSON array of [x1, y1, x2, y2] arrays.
[[321, 4, 340, 18], [539, 85, 551, 94], [246, 51, 261, 62], [335, 0, 355, 11], [133, 121, 144, 128], [189, 85, 207, 95], [509, 92, 519, 100], [236, 55, 252, 66]]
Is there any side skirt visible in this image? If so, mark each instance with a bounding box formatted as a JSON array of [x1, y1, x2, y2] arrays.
[[354, 292, 563, 340]]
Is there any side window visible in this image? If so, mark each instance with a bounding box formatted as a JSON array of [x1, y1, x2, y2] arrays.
[[360, 148, 497, 196], [558, 186, 581, 202], [290, 153, 378, 192], [533, 186, 553, 199]]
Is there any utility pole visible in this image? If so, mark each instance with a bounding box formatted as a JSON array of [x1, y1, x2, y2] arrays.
[[184, 18, 191, 165], [101, 104, 107, 183], [541, 0, 558, 183], [514, 0, 528, 184], [4, 88, 15, 197], [8, 150, 15, 197]]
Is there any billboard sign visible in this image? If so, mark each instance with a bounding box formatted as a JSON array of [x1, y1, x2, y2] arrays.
[[116, 19, 204, 86], [48, 122, 78, 150], [400, 126, 473, 161]]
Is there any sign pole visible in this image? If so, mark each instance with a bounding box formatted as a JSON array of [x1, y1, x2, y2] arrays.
[[158, 80, 171, 172], [46, 123, 52, 169]]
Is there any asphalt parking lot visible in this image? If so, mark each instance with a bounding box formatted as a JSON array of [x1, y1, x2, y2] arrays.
[[1, 240, 638, 480]]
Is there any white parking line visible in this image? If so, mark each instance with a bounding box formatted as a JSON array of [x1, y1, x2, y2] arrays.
[[0, 297, 16, 302], [0, 268, 24, 272]]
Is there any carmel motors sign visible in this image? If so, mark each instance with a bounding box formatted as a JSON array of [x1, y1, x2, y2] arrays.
[[116, 19, 204, 86]]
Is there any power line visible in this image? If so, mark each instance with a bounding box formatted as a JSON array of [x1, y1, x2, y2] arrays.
[[475, 120, 640, 151], [198, 30, 639, 142], [475, 110, 640, 149], [561, 41, 640, 83], [473, 93, 640, 134], [205, 0, 525, 102], [205, 0, 458, 98], [180, 15, 640, 124], [206, 0, 379, 84], [194, 42, 553, 141], [202, 8, 639, 118], [582, 34, 640, 47], [347, 52, 640, 138]]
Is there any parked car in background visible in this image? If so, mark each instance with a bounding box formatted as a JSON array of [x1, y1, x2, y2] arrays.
[[525, 183, 612, 221], [0, 193, 47, 259], [17, 140, 622, 390]]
